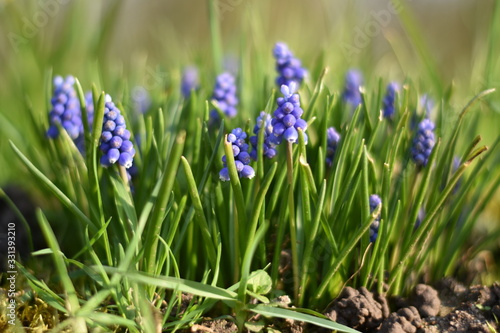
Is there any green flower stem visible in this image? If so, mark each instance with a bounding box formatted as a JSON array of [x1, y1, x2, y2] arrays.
[[118, 165, 130, 193], [286, 140, 300, 301], [223, 134, 247, 280]]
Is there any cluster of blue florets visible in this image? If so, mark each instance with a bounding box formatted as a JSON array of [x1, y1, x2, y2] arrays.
[[47, 76, 82, 140], [369, 194, 382, 242], [273, 42, 307, 87], [326, 127, 341, 167], [270, 83, 308, 144], [382, 82, 400, 118], [99, 95, 135, 168], [411, 118, 435, 167], [342, 70, 363, 107], [181, 66, 200, 98], [209, 72, 238, 126], [249, 111, 277, 160], [219, 128, 255, 181]]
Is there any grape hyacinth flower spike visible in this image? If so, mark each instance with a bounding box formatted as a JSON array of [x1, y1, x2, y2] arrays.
[[181, 66, 199, 98], [342, 69, 363, 107], [420, 94, 435, 118], [219, 128, 255, 181], [249, 111, 277, 160], [273, 42, 307, 87], [270, 82, 308, 145], [73, 92, 95, 153], [99, 95, 135, 169], [325, 127, 341, 167], [209, 72, 238, 126], [47, 75, 82, 140], [131, 86, 151, 114], [414, 208, 425, 230], [411, 118, 435, 168], [369, 194, 382, 242], [382, 82, 400, 119]]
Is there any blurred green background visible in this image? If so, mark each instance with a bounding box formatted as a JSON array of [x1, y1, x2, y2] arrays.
[[0, 0, 499, 225]]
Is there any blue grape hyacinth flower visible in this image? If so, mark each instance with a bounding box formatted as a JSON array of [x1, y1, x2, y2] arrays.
[[382, 82, 400, 118], [273, 42, 307, 87], [99, 95, 135, 169], [420, 94, 434, 118], [369, 194, 382, 242], [73, 92, 95, 153], [342, 69, 363, 107], [47, 75, 82, 140], [181, 66, 200, 98], [131, 86, 151, 114], [249, 111, 277, 160], [220, 128, 255, 181], [270, 82, 308, 145], [414, 208, 425, 230], [326, 127, 341, 167], [209, 72, 238, 126], [411, 118, 435, 168]]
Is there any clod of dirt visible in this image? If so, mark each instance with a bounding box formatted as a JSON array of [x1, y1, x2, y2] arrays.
[[189, 319, 237, 333], [379, 306, 422, 333], [325, 286, 390, 330], [467, 284, 500, 308], [492, 305, 500, 320], [410, 284, 440, 317], [429, 307, 491, 333]]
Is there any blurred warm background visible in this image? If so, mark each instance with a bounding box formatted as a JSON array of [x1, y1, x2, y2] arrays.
[[0, 0, 498, 259]]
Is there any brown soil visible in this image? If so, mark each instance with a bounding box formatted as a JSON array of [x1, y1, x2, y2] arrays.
[[189, 279, 500, 333]]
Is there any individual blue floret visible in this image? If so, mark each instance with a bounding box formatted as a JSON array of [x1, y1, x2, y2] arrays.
[[209, 72, 238, 126], [369, 194, 382, 242], [411, 118, 435, 167], [326, 127, 341, 167], [249, 111, 277, 160], [219, 128, 255, 181], [181, 66, 200, 98], [270, 82, 308, 145], [47, 75, 82, 140], [273, 42, 307, 87], [382, 82, 400, 118], [342, 69, 363, 107], [99, 95, 135, 169]]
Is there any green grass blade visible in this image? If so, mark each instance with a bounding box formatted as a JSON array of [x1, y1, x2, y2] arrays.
[[249, 304, 360, 333], [145, 131, 186, 275], [10, 141, 98, 233], [36, 210, 87, 332], [180, 156, 217, 269]]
